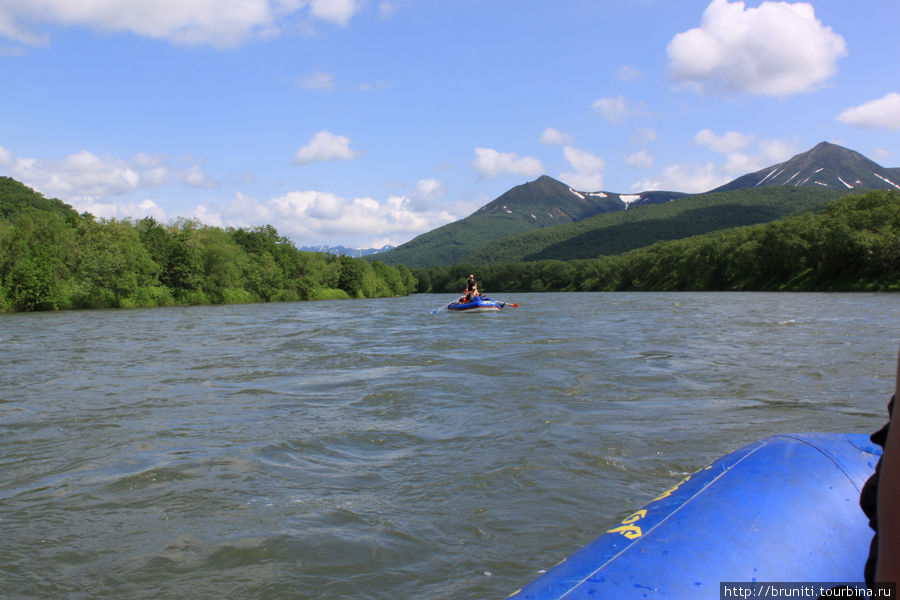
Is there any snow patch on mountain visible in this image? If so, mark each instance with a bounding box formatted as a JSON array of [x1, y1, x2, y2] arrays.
[[875, 173, 900, 190], [620, 194, 641, 209]]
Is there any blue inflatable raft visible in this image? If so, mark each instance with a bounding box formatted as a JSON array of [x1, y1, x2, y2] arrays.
[[508, 433, 881, 599], [448, 296, 504, 313]]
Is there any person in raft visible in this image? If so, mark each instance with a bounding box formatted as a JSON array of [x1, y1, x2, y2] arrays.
[[861, 344, 900, 589], [463, 274, 479, 302]]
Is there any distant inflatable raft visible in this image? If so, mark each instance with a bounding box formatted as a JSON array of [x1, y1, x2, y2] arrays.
[[509, 433, 881, 600], [447, 296, 504, 313]]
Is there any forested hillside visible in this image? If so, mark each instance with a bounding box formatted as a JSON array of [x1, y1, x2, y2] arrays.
[[466, 187, 843, 264], [0, 177, 416, 312], [371, 175, 651, 267], [414, 190, 900, 294]]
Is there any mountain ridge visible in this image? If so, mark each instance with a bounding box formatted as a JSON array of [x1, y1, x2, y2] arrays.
[[712, 141, 900, 193], [299, 244, 393, 258], [372, 141, 898, 267]]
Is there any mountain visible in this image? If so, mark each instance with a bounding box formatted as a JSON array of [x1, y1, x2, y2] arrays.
[[468, 174, 684, 225], [465, 186, 842, 264], [371, 175, 686, 267], [373, 142, 898, 268], [299, 244, 393, 257], [0, 176, 79, 220], [712, 141, 900, 193]]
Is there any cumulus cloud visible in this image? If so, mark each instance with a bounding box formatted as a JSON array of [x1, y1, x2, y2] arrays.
[[407, 177, 445, 211], [694, 130, 796, 174], [592, 95, 630, 124], [307, 0, 360, 27], [180, 176, 456, 247], [632, 132, 797, 193], [0, 145, 221, 221], [8, 149, 140, 199], [624, 150, 654, 170], [0, 0, 364, 48], [297, 71, 335, 90], [540, 127, 575, 145], [252, 186, 457, 246], [616, 65, 642, 81], [472, 148, 543, 178], [359, 80, 390, 92], [667, 0, 846, 96], [180, 164, 218, 188], [631, 127, 658, 145], [693, 129, 754, 154], [632, 163, 723, 194], [592, 95, 649, 125], [377, 2, 398, 19], [292, 130, 359, 165], [836, 93, 900, 131], [559, 146, 605, 191]]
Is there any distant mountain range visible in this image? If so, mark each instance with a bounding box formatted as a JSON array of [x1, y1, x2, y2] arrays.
[[371, 142, 900, 268], [299, 244, 394, 257]]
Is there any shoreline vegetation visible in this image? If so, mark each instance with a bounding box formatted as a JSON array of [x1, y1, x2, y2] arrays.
[[0, 177, 417, 312], [412, 190, 900, 295], [1, 176, 898, 313]]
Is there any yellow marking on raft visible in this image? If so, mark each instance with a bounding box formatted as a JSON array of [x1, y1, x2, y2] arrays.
[[606, 509, 647, 539]]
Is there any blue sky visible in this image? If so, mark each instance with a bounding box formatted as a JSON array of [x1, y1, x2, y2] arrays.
[[1, 0, 899, 248]]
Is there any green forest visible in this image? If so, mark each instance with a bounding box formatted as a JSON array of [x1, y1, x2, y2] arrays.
[[0, 177, 417, 312], [2, 176, 898, 313], [413, 190, 900, 295]]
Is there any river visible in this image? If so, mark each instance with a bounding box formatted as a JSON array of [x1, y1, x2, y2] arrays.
[[1, 292, 897, 599]]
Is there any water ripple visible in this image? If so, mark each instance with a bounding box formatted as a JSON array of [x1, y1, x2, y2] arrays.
[[1, 293, 897, 599]]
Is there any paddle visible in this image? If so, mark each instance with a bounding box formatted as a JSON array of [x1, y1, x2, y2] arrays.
[[499, 301, 519, 308]]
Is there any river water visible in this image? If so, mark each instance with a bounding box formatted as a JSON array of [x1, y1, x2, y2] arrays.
[[1, 292, 897, 599]]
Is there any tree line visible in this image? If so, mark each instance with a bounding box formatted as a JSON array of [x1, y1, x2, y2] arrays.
[[2, 182, 896, 312], [0, 207, 417, 312], [413, 190, 900, 295]]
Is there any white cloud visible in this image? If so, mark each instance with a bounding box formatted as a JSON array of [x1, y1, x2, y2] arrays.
[[592, 95, 630, 124], [407, 177, 445, 210], [0, 0, 365, 48], [540, 127, 575, 145], [693, 129, 754, 154], [114, 198, 166, 221], [472, 148, 543, 178], [377, 2, 398, 19], [177, 177, 459, 247], [559, 146, 605, 191], [836, 93, 900, 131], [592, 95, 650, 125], [693, 130, 796, 175], [264, 187, 457, 246], [292, 130, 359, 165], [297, 71, 335, 90], [180, 164, 217, 188], [631, 127, 658, 145], [140, 166, 171, 187], [632, 163, 723, 194], [307, 0, 359, 27], [632, 134, 798, 193], [624, 150, 654, 170], [755, 138, 797, 166], [13, 149, 140, 199], [616, 65, 642, 81], [359, 80, 390, 92], [667, 0, 846, 96], [0, 145, 225, 221]]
